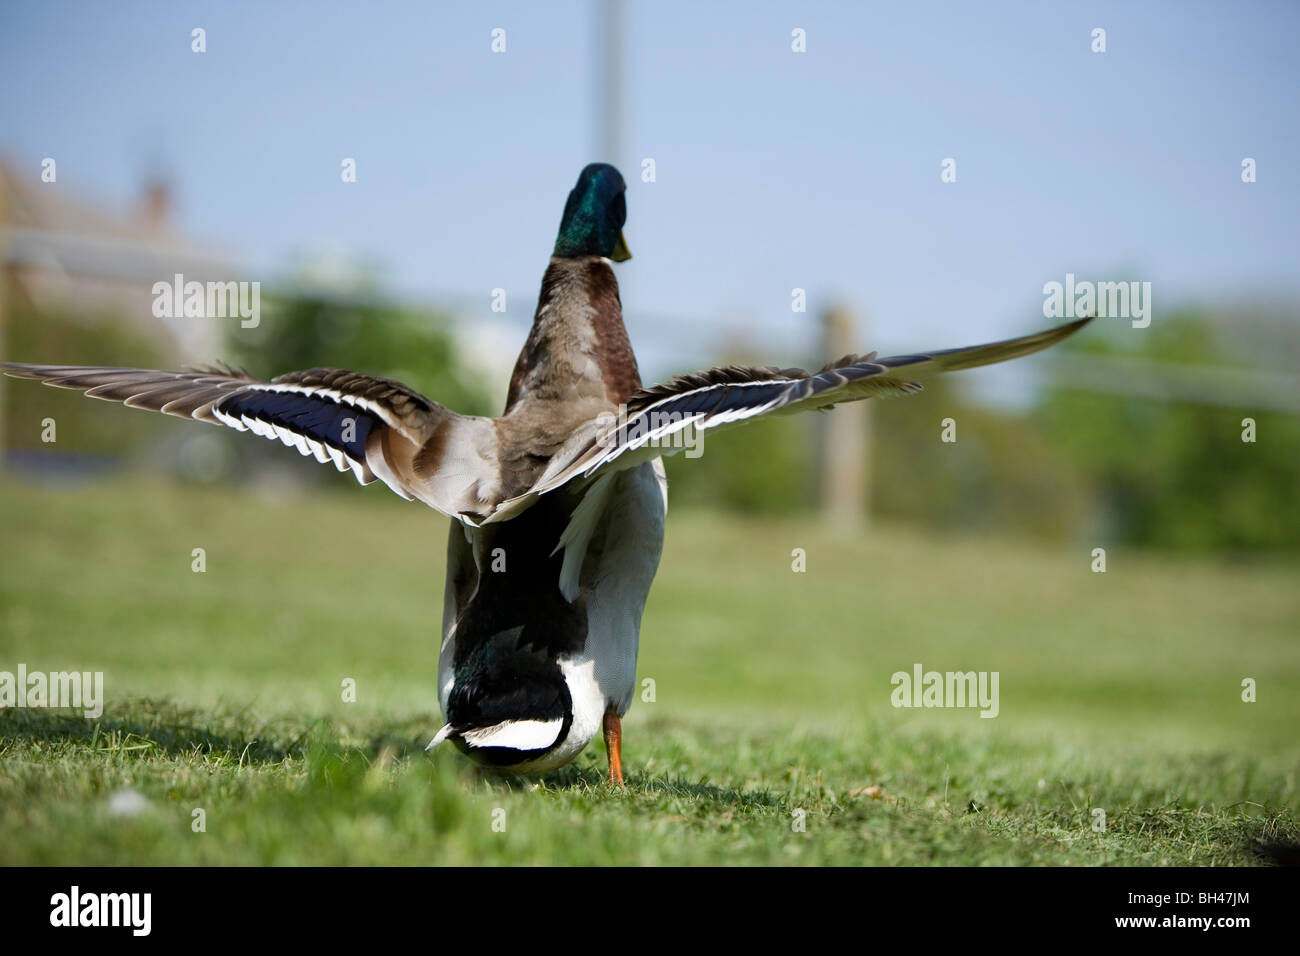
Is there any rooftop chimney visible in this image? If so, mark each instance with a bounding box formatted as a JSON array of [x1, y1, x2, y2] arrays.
[[140, 178, 170, 230]]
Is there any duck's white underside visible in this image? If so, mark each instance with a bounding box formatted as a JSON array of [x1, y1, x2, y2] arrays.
[[437, 457, 667, 772]]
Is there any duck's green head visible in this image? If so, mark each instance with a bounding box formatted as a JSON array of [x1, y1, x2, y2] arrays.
[[553, 163, 631, 262]]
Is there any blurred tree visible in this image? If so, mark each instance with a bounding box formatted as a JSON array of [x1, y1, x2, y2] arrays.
[[871, 377, 1090, 542], [3, 301, 171, 456], [663, 368, 1090, 540], [1035, 309, 1300, 551], [664, 414, 811, 515], [227, 293, 493, 417]]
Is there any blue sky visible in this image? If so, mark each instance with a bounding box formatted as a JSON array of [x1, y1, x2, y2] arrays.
[[1, 0, 1296, 382]]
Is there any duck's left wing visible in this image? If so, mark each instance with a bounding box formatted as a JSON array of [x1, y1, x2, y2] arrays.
[[488, 316, 1091, 516], [1, 362, 503, 522]]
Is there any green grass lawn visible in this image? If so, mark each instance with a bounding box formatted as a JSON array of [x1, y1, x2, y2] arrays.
[[1, 475, 1296, 865]]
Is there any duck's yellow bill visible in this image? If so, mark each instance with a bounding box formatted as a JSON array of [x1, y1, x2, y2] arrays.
[[611, 232, 632, 262]]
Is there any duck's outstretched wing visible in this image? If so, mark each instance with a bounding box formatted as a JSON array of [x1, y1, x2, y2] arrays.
[[489, 316, 1092, 517], [1, 362, 503, 522]]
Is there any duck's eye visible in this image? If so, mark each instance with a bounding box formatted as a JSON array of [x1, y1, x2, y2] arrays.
[[611, 192, 626, 225]]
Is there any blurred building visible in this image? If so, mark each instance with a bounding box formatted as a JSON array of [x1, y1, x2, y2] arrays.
[[0, 157, 235, 363]]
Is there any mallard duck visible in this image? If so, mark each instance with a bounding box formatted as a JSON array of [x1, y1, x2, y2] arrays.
[[2, 163, 1091, 784]]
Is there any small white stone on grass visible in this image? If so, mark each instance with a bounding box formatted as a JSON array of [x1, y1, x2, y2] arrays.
[[107, 787, 151, 818]]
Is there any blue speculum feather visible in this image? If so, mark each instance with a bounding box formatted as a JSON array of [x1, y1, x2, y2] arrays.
[[216, 391, 374, 460]]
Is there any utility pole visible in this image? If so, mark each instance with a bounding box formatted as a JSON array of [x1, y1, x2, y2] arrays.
[[597, 0, 623, 165], [817, 305, 869, 531]]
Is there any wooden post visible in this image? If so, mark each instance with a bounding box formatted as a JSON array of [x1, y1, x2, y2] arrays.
[[0, 170, 9, 473], [817, 305, 870, 531]]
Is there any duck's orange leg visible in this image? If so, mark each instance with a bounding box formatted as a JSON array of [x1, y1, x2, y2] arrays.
[[603, 710, 624, 786]]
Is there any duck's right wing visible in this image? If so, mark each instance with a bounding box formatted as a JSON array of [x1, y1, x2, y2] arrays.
[[483, 316, 1093, 520], [1, 362, 505, 524]]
